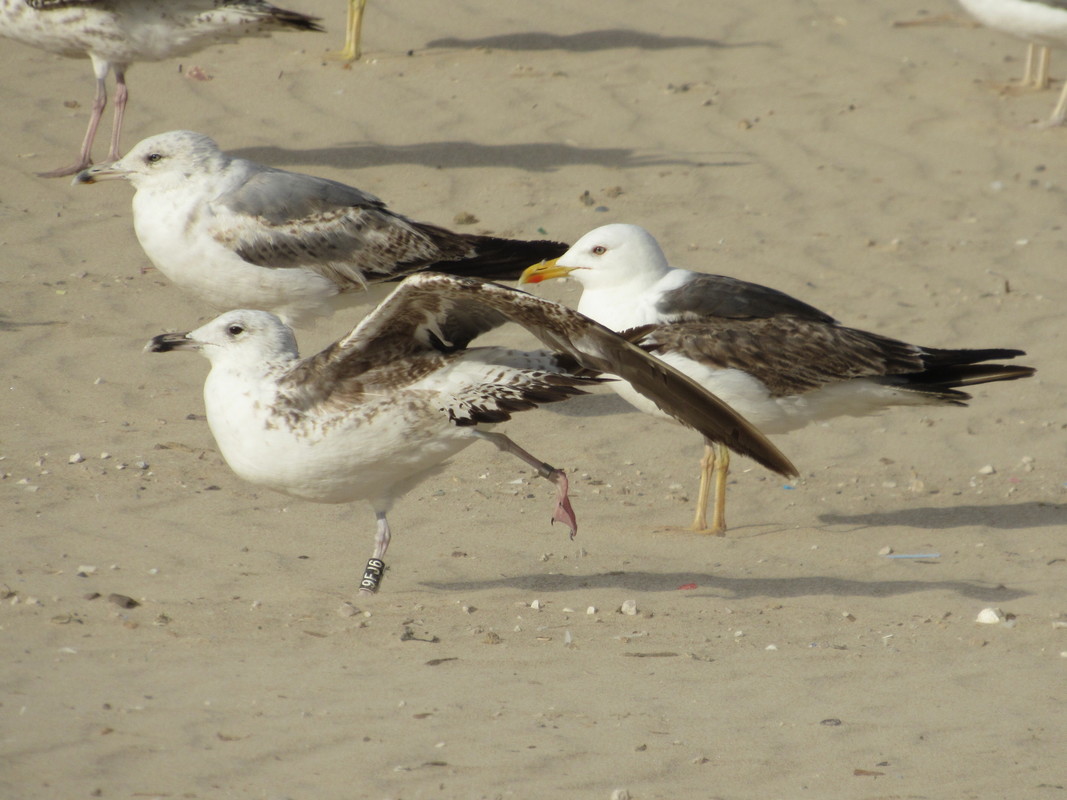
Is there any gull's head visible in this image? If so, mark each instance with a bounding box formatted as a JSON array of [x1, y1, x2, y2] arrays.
[[73, 130, 226, 189], [519, 224, 670, 292], [146, 310, 299, 366]]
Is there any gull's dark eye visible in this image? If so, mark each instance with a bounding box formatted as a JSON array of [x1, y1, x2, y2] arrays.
[[146, 152, 163, 164], [227, 324, 245, 336], [592, 245, 606, 255]]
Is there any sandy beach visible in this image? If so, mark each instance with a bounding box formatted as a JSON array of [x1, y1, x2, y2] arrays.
[[2, 2, 1065, 797]]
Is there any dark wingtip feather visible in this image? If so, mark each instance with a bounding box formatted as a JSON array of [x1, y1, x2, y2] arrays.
[[266, 5, 325, 32], [438, 237, 571, 282]]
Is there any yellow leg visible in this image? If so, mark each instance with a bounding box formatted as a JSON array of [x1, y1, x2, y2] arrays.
[[690, 441, 729, 536], [326, 0, 368, 62], [1022, 44, 1052, 90], [660, 440, 729, 536], [1045, 78, 1067, 126]]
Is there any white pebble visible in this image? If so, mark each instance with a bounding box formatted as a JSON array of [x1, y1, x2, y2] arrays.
[[530, 599, 543, 611], [765, 644, 778, 651], [610, 790, 632, 800], [977, 464, 996, 475], [878, 546, 893, 556], [976, 607, 1005, 624], [620, 599, 638, 616], [68, 453, 85, 464], [76, 565, 97, 575], [586, 606, 597, 615]]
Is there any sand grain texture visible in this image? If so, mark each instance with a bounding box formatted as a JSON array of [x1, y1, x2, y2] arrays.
[[2, 2, 1065, 798]]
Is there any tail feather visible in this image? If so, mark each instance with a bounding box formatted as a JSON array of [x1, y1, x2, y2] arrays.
[[920, 346, 1027, 367], [255, 4, 325, 32], [879, 360, 1035, 404], [437, 234, 570, 281], [401, 218, 569, 281]]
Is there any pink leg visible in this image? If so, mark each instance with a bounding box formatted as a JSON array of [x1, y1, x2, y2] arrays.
[[106, 64, 129, 162], [474, 430, 577, 538], [39, 56, 111, 178]]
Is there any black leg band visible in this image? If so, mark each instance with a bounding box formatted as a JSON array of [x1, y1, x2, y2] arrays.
[[360, 558, 385, 593]]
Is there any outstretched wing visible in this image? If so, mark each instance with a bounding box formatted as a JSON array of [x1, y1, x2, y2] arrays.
[[278, 273, 510, 405], [310, 273, 797, 477]]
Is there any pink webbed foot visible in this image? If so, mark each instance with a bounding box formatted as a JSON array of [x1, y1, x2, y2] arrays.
[[547, 469, 577, 539]]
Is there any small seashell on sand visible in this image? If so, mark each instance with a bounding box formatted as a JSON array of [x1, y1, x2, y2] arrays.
[[976, 607, 1005, 624]]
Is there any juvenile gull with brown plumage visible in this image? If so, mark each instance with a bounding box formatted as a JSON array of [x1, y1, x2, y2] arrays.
[[521, 223, 1036, 536], [76, 130, 570, 327], [0, 1, 322, 177], [147, 273, 797, 593]]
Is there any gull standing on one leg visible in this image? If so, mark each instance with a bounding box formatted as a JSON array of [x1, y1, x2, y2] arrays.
[[147, 273, 798, 593]]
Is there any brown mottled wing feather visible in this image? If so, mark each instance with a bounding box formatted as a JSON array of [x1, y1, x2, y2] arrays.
[[218, 166, 567, 288], [437, 363, 603, 427], [280, 280, 512, 406], [366, 274, 798, 477], [27, 1, 324, 30], [637, 317, 1034, 400], [636, 317, 928, 397]]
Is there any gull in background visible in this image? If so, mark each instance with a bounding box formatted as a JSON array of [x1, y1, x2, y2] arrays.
[[957, 0, 1067, 124], [76, 130, 569, 327], [521, 224, 1035, 536], [147, 273, 797, 593], [0, 0, 322, 177]]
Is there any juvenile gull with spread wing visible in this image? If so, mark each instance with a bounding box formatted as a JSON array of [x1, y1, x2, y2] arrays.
[[0, 1, 322, 177], [521, 224, 1036, 536], [147, 273, 797, 593], [76, 130, 570, 327]]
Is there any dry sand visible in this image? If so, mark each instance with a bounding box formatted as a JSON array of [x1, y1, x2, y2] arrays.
[[2, 2, 1065, 798]]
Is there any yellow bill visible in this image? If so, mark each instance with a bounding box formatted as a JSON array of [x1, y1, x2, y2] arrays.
[[518, 258, 576, 285]]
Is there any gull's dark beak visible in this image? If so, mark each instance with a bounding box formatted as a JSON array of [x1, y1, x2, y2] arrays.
[[145, 331, 196, 353], [72, 162, 130, 185]]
